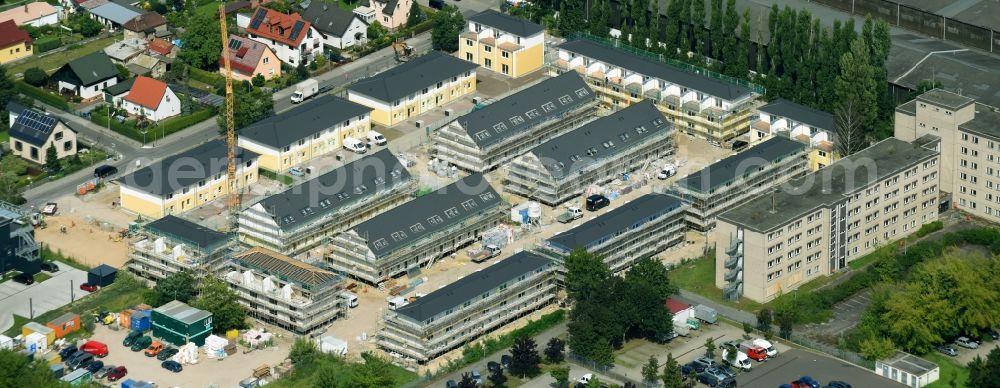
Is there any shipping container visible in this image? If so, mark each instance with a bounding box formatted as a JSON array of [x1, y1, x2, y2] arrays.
[[41, 350, 61, 365], [130, 315, 151, 332], [47, 313, 81, 339], [151, 300, 213, 346], [22, 322, 55, 344], [60, 368, 92, 386], [119, 310, 132, 329], [50, 363, 65, 379]]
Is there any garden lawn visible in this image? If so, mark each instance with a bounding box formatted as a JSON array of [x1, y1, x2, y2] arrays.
[[668, 253, 762, 311], [3, 276, 151, 337], [924, 353, 969, 388], [9, 34, 121, 75], [91, 107, 215, 143], [0, 129, 8, 143]]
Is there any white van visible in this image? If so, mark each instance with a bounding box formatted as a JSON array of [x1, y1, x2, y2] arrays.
[[343, 138, 367, 154], [341, 292, 359, 308], [367, 130, 387, 146], [753, 338, 778, 357]]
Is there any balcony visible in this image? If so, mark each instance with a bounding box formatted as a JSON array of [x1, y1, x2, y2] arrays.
[[662, 94, 680, 106], [702, 107, 727, 121], [643, 88, 661, 100], [624, 82, 642, 95]]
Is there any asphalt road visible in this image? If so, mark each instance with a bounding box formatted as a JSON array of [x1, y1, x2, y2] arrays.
[[736, 348, 906, 387]]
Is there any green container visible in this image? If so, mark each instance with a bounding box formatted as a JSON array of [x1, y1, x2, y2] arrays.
[[151, 300, 213, 346]]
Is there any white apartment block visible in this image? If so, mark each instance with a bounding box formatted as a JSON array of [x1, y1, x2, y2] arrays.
[[750, 99, 837, 171]]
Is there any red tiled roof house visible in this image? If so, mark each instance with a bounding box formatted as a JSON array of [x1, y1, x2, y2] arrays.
[[120, 76, 180, 122], [241, 7, 323, 66], [219, 35, 281, 82], [0, 20, 33, 64]]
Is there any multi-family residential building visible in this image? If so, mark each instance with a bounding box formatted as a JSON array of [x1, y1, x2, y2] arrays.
[[669, 136, 808, 231], [239, 150, 418, 256], [226, 247, 345, 337], [895, 89, 1000, 224], [347, 51, 477, 127], [0, 202, 40, 275], [378, 251, 557, 363], [117, 139, 260, 218], [219, 35, 281, 81], [243, 7, 323, 66], [750, 99, 837, 171], [434, 72, 597, 172], [716, 137, 941, 302], [542, 193, 687, 274], [238, 95, 372, 173], [326, 174, 508, 284], [505, 100, 675, 205], [459, 10, 544, 78], [8, 108, 78, 165], [554, 37, 760, 145], [0, 20, 32, 64], [128, 215, 233, 285]]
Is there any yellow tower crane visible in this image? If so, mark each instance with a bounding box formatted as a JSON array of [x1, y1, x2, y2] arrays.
[[219, 5, 238, 232]]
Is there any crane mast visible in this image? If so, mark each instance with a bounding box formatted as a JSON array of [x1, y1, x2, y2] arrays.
[[219, 5, 238, 232]]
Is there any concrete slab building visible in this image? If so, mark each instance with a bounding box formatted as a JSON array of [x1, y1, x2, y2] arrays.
[[750, 99, 837, 171]]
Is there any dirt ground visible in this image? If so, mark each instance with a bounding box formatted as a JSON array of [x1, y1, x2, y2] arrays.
[[34, 186, 135, 268], [86, 324, 293, 387]]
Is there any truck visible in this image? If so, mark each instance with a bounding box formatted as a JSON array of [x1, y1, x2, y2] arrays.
[[468, 244, 501, 263], [693, 304, 718, 324], [753, 338, 778, 357], [721, 346, 752, 370], [738, 340, 769, 362], [556, 206, 583, 223], [340, 292, 359, 308], [290, 79, 319, 103]]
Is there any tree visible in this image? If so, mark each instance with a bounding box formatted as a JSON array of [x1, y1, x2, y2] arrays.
[[367, 22, 388, 44], [406, 0, 426, 27], [0, 349, 63, 387], [723, 344, 737, 365], [709, 0, 723, 59], [192, 276, 247, 332], [858, 336, 895, 361], [778, 309, 794, 339], [742, 321, 753, 337], [116, 64, 131, 81], [565, 249, 609, 301], [550, 365, 571, 388], [835, 37, 878, 144], [664, 0, 682, 57], [834, 98, 869, 157], [721, 0, 739, 74], [217, 83, 274, 131], [642, 355, 660, 384], [179, 13, 222, 70], [457, 372, 477, 388], [487, 367, 507, 388], [289, 337, 320, 366], [69, 12, 103, 37], [0, 65, 14, 127], [691, 0, 707, 59], [661, 353, 683, 388], [968, 348, 1000, 388], [509, 336, 541, 378], [151, 270, 197, 306], [908, 79, 943, 100], [44, 145, 59, 173], [704, 337, 716, 358], [544, 337, 565, 363], [756, 308, 773, 333], [251, 74, 266, 87], [558, 0, 586, 34], [588, 0, 609, 37], [23, 67, 47, 86], [431, 6, 464, 52], [349, 353, 397, 388]]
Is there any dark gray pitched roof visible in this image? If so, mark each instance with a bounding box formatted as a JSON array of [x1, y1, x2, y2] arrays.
[[456, 72, 594, 149], [144, 215, 229, 250], [300, 2, 363, 36], [117, 139, 258, 196], [234, 247, 340, 289], [395, 251, 553, 322], [58, 52, 118, 86], [347, 51, 477, 103], [240, 95, 372, 149], [531, 100, 671, 178], [9, 108, 68, 147], [674, 136, 805, 194], [559, 39, 754, 101], [759, 99, 834, 131], [547, 193, 684, 252], [352, 174, 503, 258], [468, 9, 544, 37], [380, 0, 399, 15], [104, 77, 135, 96], [254, 150, 413, 231], [5, 101, 27, 116]]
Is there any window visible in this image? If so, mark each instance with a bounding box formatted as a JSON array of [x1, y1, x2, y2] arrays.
[[13, 141, 21, 151], [466, 39, 473, 46], [54, 132, 63, 141], [501, 51, 509, 58], [466, 52, 473, 61], [484, 45, 492, 52], [263, 57, 269, 64], [63, 141, 72, 151]]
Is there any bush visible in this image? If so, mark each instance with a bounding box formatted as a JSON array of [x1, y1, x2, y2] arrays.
[[189, 66, 224, 85], [23, 67, 48, 86], [158, 107, 215, 135], [444, 310, 565, 374], [914, 221, 943, 238], [33, 36, 61, 53], [15, 81, 68, 110]]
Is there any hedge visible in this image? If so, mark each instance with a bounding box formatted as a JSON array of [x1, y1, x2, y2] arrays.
[[159, 107, 216, 135], [34, 36, 61, 53], [189, 66, 223, 86], [92, 106, 216, 143], [259, 168, 293, 185], [442, 309, 566, 374], [15, 81, 69, 110], [914, 220, 943, 237]]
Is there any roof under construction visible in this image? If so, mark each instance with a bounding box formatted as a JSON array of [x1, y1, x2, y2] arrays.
[[233, 247, 340, 289]]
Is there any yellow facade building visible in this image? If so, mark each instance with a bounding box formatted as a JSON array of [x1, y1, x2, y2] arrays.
[[554, 37, 761, 146], [459, 10, 544, 78], [347, 51, 477, 127], [0, 20, 33, 64], [117, 139, 259, 219], [238, 95, 372, 173], [749, 99, 838, 171]]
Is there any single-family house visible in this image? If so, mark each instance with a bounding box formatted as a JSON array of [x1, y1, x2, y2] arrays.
[[6, 101, 28, 127], [53, 52, 119, 99], [126, 53, 166, 77], [120, 76, 180, 122], [219, 35, 281, 81], [103, 38, 145, 63], [0, 20, 32, 64], [366, 0, 410, 30], [148, 38, 176, 58], [122, 12, 167, 41], [0, 2, 59, 27], [243, 7, 323, 66], [8, 108, 78, 165], [299, 2, 367, 49], [87, 0, 143, 30]]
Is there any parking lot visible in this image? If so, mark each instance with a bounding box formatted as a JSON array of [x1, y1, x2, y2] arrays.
[[736, 348, 905, 388], [83, 324, 292, 387], [0, 262, 90, 332]]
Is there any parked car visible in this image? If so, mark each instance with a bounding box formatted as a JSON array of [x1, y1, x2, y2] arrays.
[[58, 345, 78, 360], [12, 273, 34, 285], [80, 283, 98, 292], [122, 330, 143, 347], [794, 376, 820, 388], [585, 194, 610, 211], [936, 345, 958, 357], [65, 351, 94, 370], [130, 336, 152, 352], [39, 261, 59, 272], [161, 360, 183, 373], [94, 364, 115, 379], [487, 361, 501, 375], [445, 380, 457, 388], [697, 369, 734, 387], [93, 165, 118, 179], [985, 328, 1000, 341], [470, 369, 482, 385], [288, 167, 305, 177], [955, 337, 980, 349], [80, 340, 109, 357], [144, 341, 164, 357], [157, 347, 178, 361], [86, 360, 104, 374], [826, 381, 852, 388], [500, 354, 512, 369], [106, 366, 128, 381]]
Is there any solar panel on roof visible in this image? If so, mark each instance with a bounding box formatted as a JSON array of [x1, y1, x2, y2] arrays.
[[289, 21, 304, 41], [249, 8, 266, 29], [228, 38, 242, 49]]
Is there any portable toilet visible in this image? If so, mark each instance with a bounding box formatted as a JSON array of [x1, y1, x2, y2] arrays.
[[21, 322, 55, 345]]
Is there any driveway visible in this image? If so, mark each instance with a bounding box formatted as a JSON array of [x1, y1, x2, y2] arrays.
[[0, 262, 91, 332]]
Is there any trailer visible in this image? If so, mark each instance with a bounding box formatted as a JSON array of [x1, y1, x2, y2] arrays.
[[694, 304, 718, 324]]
